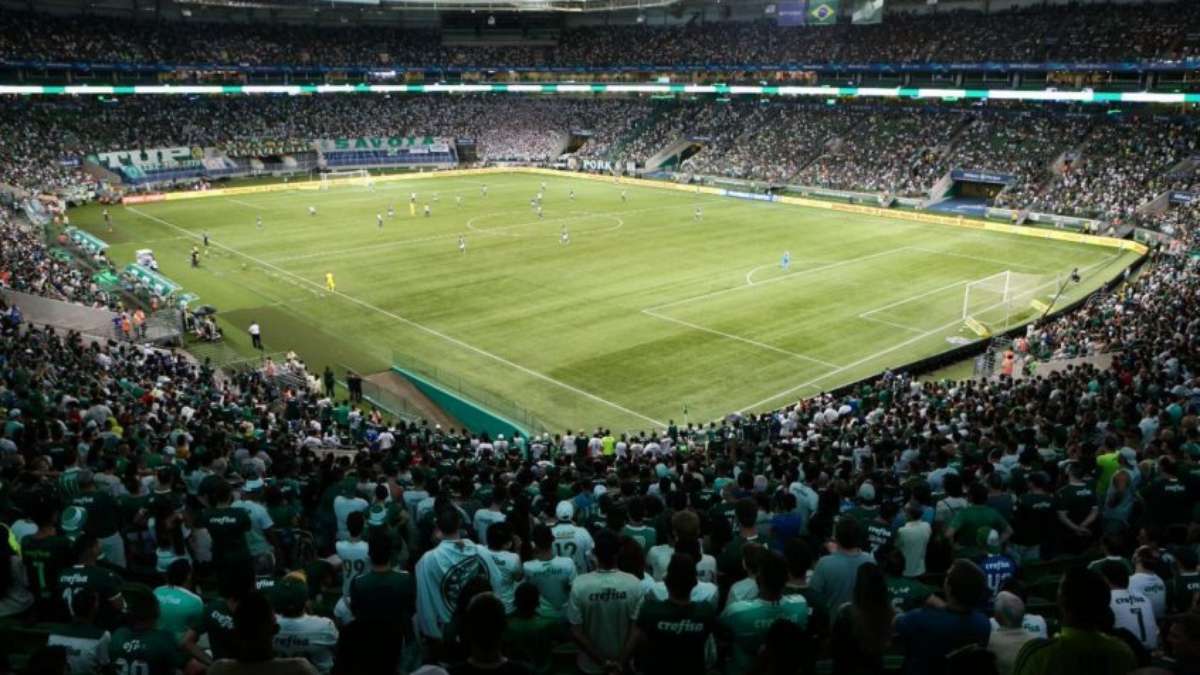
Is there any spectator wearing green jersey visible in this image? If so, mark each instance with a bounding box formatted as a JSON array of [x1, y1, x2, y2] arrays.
[[717, 499, 762, 585], [882, 548, 933, 613], [208, 591, 318, 675], [946, 483, 1012, 559], [154, 559, 204, 650], [109, 585, 187, 675], [339, 533, 416, 674], [21, 499, 72, 618], [1012, 569, 1136, 675], [187, 564, 255, 664], [46, 589, 111, 675], [1169, 547, 1200, 613], [58, 534, 124, 631], [720, 550, 809, 675], [71, 471, 124, 568], [621, 497, 657, 552], [1055, 462, 1099, 555], [503, 583, 565, 675], [623, 553, 718, 675], [198, 480, 252, 577]]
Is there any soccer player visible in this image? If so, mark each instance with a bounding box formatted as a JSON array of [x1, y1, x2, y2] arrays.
[[409, 192, 417, 204], [540, 181, 547, 192], [781, 250, 791, 271], [560, 226, 569, 245], [202, 232, 209, 248], [537, 205, 544, 219], [102, 208, 112, 232], [325, 272, 336, 292], [530, 198, 538, 210], [569, 189, 576, 201], [456, 195, 463, 207], [423, 204, 431, 217], [256, 215, 264, 230], [190, 246, 200, 268], [621, 190, 627, 203], [387, 205, 394, 218], [433, 193, 439, 202], [694, 206, 703, 221], [308, 206, 316, 217], [458, 235, 467, 255], [481, 184, 488, 197], [377, 213, 384, 229]]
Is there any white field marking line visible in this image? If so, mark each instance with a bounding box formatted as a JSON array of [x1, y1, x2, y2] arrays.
[[908, 246, 1046, 272], [644, 246, 916, 314], [641, 308, 843, 370], [223, 197, 263, 210], [466, 210, 624, 239], [740, 256, 1115, 412], [268, 201, 724, 265], [858, 277, 975, 318], [858, 315, 926, 334], [744, 261, 840, 287], [125, 205, 667, 428]]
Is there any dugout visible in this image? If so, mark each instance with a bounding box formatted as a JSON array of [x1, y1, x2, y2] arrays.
[[948, 168, 1016, 203]]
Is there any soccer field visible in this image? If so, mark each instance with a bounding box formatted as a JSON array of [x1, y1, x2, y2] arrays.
[[74, 172, 1136, 432]]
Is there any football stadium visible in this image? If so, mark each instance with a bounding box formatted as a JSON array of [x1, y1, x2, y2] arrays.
[[0, 0, 1198, 674]]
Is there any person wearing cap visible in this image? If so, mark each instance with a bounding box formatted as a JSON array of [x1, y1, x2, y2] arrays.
[[946, 482, 1012, 559], [1013, 568, 1135, 675], [988, 591, 1037, 675], [549, 500, 594, 575], [233, 474, 276, 574], [108, 584, 185, 675], [71, 470, 125, 568], [566, 529, 644, 675], [58, 534, 124, 631], [273, 573, 338, 675]]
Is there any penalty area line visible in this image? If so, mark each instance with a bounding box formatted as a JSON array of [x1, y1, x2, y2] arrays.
[[124, 205, 667, 429]]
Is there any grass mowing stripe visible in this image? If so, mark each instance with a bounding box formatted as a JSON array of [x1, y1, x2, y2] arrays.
[[124, 204, 668, 428]]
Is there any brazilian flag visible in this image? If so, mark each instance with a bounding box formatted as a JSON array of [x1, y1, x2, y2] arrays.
[[807, 0, 839, 25]]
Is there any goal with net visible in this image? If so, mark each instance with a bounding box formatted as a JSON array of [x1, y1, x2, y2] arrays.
[[961, 270, 1056, 336], [319, 169, 373, 190]]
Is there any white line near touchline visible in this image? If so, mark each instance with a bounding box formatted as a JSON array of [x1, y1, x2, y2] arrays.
[[643, 246, 917, 313], [641, 308, 844, 370], [740, 255, 1118, 413], [124, 205, 667, 429]]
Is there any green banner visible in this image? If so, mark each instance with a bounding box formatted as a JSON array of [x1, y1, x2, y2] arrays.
[[809, 0, 840, 25]]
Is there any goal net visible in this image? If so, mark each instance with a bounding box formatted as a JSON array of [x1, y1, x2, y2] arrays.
[[961, 270, 1056, 334], [319, 169, 372, 190]]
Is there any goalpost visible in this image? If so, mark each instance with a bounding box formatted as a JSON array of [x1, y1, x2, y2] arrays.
[[319, 169, 372, 190], [961, 270, 1057, 335]]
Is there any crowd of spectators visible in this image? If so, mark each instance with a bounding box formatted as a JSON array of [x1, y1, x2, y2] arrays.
[[1, 2, 1199, 70], [682, 104, 864, 183], [1016, 117, 1198, 224], [794, 108, 960, 194], [2, 86, 1200, 675]]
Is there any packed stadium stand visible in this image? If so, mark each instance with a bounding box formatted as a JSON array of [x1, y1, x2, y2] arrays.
[[2, 1, 1200, 675]]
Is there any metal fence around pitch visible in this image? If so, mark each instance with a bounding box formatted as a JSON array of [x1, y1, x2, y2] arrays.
[[335, 363, 425, 425], [392, 351, 551, 436]]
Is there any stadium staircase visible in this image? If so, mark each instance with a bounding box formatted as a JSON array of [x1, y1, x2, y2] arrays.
[[643, 137, 696, 171]]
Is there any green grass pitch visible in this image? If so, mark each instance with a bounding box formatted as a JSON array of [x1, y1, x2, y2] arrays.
[[72, 173, 1136, 433]]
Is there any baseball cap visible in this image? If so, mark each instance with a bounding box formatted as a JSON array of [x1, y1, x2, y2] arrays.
[[555, 501, 575, 522], [978, 528, 1002, 554]]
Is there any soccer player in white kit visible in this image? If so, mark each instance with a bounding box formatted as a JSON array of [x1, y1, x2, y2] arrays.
[[376, 213, 383, 229], [458, 235, 467, 255], [560, 226, 569, 245]]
